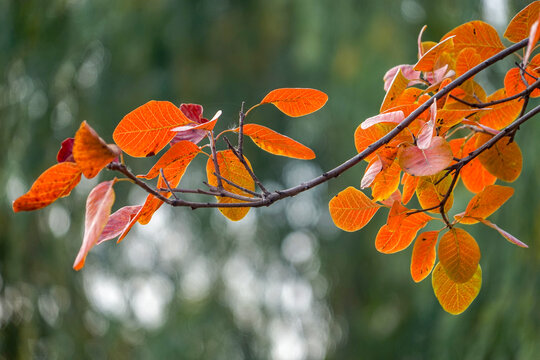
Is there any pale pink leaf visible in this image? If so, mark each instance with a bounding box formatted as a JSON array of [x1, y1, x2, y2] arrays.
[[461, 119, 500, 135], [418, 25, 428, 58], [361, 158, 383, 188], [361, 111, 405, 130], [524, 17, 540, 66], [97, 205, 143, 244], [477, 218, 528, 248], [417, 103, 437, 150], [398, 136, 453, 176], [380, 189, 402, 207], [73, 180, 116, 270], [383, 65, 422, 91]]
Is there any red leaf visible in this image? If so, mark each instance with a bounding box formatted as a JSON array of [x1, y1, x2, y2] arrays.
[[113, 100, 192, 157], [57, 138, 75, 163], [97, 205, 143, 244], [13, 162, 82, 212], [260, 88, 328, 117], [73, 180, 116, 270]]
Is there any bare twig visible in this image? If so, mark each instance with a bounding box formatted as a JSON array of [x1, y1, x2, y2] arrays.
[[238, 101, 245, 158], [159, 168, 178, 200], [222, 136, 270, 195], [208, 131, 223, 189]]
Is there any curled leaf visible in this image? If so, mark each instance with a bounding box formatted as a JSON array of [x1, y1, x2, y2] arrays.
[[57, 138, 75, 163], [73, 180, 116, 271], [97, 205, 143, 244], [73, 121, 121, 179], [360, 111, 404, 130]]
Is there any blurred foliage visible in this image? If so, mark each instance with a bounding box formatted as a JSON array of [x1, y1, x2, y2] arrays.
[[1, 0, 539, 359]]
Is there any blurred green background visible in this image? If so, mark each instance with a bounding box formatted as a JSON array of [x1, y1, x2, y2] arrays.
[[1, 0, 539, 359]]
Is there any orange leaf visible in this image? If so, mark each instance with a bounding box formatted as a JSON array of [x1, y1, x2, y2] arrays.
[[438, 228, 480, 283], [410, 230, 439, 283], [504, 67, 540, 97], [73, 180, 116, 271], [234, 124, 315, 160], [477, 218, 528, 248], [138, 176, 172, 225], [73, 121, 121, 179], [113, 100, 192, 157], [504, 1, 540, 42], [380, 69, 409, 113], [397, 136, 453, 176], [414, 36, 455, 72], [206, 150, 255, 221], [97, 205, 143, 244], [416, 172, 454, 213], [137, 140, 200, 180], [456, 185, 514, 225], [375, 207, 432, 254], [460, 135, 496, 193], [401, 173, 418, 205], [371, 161, 401, 202], [455, 47, 482, 78], [441, 20, 504, 61], [435, 108, 480, 129], [478, 89, 523, 130], [476, 133, 523, 182], [328, 186, 381, 232], [13, 162, 82, 212], [432, 262, 482, 315], [260, 88, 328, 117]]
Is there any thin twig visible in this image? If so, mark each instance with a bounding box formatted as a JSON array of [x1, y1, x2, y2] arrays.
[[223, 136, 270, 195], [208, 131, 223, 189], [159, 168, 178, 200], [238, 101, 245, 158]]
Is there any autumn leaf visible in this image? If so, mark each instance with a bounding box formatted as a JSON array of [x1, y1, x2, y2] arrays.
[[170, 105, 221, 145], [371, 161, 401, 202], [259, 88, 328, 117], [13, 162, 82, 212], [477, 218, 528, 248], [455, 185, 514, 224], [455, 47, 482, 78], [435, 108, 480, 129], [361, 158, 383, 189], [397, 136, 453, 176], [416, 172, 454, 213], [438, 228, 480, 283], [360, 111, 404, 130], [375, 206, 432, 254], [117, 206, 144, 243], [73, 180, 116, 271], [113, 100, 192, 157], [410, 230, 439, 283], [478, 89, 522, 130], [73, 121, 121, 179], [460, 135, 496, 193], [380, 69, 409, 112], [504, 67, 540, 98], [441, 20, 504, 61], [97, 205, 143, 244], [137, 140, 200, 181], [416, 108, 436, 150], [138, 176, 172, 225], [523, 16, 540, 65], [57, 138, 75, 163], [504, 1, 540, 42], [476, 133, 523, 182], [234, 124, 315, 160], [207, 150, 256, 221], [328, 187, 381, 232], [432, 262, 482, 315], [401, 173, 419, 205], [414, 36, 455, 72]]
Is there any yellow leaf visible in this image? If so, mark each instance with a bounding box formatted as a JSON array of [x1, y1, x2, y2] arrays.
[[432, 262, 482, 315]]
